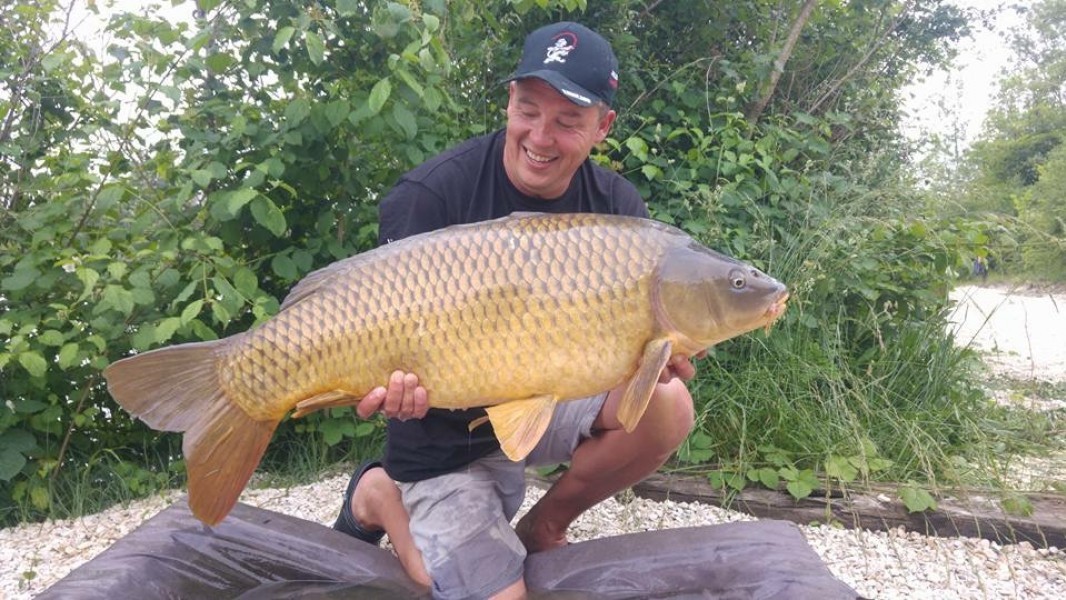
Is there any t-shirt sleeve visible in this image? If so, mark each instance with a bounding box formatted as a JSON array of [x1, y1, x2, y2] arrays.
[[377, 180, 450, 245]]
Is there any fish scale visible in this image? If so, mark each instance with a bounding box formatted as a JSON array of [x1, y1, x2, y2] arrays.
[[104, 212, 788, 525]]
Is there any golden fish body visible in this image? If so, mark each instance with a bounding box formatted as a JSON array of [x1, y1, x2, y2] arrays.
[[104, 213, 788, 525], [225, 213, 671, 420]]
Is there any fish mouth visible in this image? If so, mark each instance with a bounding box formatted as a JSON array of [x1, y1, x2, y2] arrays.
[[763, 291, 790, 333]]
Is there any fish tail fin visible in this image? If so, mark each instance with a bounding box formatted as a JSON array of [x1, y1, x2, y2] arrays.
[[103, 339, 276, 525], [184, 398, 277, 525]]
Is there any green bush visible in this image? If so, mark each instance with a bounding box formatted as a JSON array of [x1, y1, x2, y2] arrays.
[[2, 0, 996, 524]]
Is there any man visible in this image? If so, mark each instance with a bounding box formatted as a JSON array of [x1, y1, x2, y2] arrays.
[[334, 22, 698, 599]]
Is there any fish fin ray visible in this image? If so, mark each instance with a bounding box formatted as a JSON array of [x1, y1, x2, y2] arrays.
[[103, 339, 230, 432], [468, 415, 490, 431], [104, 338, 278, 525], [292, 390, 362, 418], [616, 338, 673, 432], [184, 399, 277, 526], [485, 395, 557, 461]]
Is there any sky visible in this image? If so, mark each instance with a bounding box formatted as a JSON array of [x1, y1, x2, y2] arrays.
[[899, 0, 1028, 152]]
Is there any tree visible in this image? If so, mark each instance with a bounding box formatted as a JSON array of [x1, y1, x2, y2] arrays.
[[1, 0, 976, 524], [962, 0, 1066, 277]]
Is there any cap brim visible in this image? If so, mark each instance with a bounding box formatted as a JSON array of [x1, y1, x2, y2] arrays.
[[504, 71, 598, 107]]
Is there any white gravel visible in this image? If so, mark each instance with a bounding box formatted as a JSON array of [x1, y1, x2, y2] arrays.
[[3, 284, 1065, 599]]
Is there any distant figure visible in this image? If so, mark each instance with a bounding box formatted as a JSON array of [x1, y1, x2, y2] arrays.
[[973, 256, 988, 283]]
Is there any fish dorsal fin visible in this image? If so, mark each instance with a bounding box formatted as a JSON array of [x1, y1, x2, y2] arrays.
[[278, 263, 340, 311], [278, 252, 372, 312], [615, 338, 673, 432], [484, 395, 558, 461]]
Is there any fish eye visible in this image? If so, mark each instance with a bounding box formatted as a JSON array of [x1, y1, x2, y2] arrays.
[[730, 271, 746, 289]]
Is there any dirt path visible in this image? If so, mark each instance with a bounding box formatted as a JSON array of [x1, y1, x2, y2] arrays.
[[949, 284, 1066, 388]]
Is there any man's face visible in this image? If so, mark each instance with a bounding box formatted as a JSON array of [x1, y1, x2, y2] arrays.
[[503, 78, 616, 200]]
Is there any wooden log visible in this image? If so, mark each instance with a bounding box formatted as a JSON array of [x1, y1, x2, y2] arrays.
[[628, 472, 1066, 548]]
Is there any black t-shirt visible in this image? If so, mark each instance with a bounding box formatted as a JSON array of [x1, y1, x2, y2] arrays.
[[377, 129, 648, 482]]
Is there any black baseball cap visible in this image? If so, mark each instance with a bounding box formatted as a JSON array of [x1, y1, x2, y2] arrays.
[[504, 22, 619, 107]]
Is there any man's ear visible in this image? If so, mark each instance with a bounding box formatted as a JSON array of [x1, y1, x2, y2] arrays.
[[596, 109, 617, 142]]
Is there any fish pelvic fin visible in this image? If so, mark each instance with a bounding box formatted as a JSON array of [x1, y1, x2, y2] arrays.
[[485, 395, 558, 462], [616, 338, 673, 433], [292, 390, 363, 418], [103, 339, 277, 526]]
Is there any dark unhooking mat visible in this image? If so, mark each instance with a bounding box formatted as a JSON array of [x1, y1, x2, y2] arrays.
[[39, 499, 862, 599]]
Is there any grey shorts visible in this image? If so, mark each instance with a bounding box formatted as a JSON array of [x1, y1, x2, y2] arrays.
[[396, 394, 605, 599]]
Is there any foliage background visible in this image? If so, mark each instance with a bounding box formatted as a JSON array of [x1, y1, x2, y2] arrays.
[[3, 0, 1049, 524]]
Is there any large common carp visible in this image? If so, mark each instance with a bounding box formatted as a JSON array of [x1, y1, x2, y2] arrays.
[[104, 213, 788, 525]]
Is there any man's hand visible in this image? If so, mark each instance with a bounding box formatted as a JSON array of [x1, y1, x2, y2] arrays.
[[356, 370, 429, 421], [658, 351, 706, 384]]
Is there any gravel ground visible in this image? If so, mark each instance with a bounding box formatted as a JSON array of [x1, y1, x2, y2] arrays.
[[3, 284, 1065, 599]]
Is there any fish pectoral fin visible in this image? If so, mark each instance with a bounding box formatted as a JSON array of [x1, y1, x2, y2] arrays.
[[292, 390, 363, 418], [616, 338, 673, 433], [485, 395, 558, 462], [468, 415, 490, 431]]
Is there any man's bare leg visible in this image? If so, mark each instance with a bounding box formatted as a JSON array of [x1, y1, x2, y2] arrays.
[[349, 467, 431, 587], [514, 378, 695, 552]]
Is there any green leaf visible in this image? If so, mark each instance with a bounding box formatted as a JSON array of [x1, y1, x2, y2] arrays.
[[57, 343, 80, 370], [205, 53, 235, 73], [825, 455, 859, 482], [899, 485, 937, 513], [336, 0, 359, 16], [101, 284, 135, 315], [394, 68, 424, 97], [724, 472, 746, 491], [38, 330, 64, 347], [625, 136, 649, 161], [155, 317, 182, 343], [747, 467, 779, 489], [325, 99, 350, 127], [0, 429, 36, 453], [0, 447, 27, 481], [250, 196, 287, 236], [321, 418, 343, 446], [392, 103, 417, 139], [180, 299, 204, 325], [210, 188, 259, 221], [191, 169, 213, 187], [233, 268, 258, 298], [211, 301, 232, 325], [368, 78, 392, 114], [285, 98, 311, 125], [272, 26, 295, 53], [18, 351, 48, 378], [2, 267, 40, 292], [271, 254, 299, 280], [305, 30, 325, 65], [786, 480, 813, 500]]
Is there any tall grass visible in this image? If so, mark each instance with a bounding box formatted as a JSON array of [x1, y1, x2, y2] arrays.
[[676, 204, 1054, 493]]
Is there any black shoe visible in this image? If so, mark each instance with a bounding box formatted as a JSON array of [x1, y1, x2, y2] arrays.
[[332, 459, 386, 545]]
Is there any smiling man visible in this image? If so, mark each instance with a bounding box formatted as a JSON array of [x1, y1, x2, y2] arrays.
[[332, 22, 698, 600]]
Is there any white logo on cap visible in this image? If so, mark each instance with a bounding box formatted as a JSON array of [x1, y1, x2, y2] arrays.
[[544, 36, 575, 64]]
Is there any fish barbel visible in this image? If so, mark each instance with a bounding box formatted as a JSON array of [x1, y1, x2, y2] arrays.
[[104, 213, 788, 525]]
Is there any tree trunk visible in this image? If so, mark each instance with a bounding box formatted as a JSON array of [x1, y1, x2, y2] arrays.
[[745, 0, 819, 126]]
